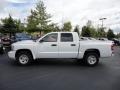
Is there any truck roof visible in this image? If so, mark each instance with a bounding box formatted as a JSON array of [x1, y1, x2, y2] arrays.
[[50, 32, 77, 34]]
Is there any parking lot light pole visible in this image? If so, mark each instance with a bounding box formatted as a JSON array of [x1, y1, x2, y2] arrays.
[[99, 18, 107, 28]]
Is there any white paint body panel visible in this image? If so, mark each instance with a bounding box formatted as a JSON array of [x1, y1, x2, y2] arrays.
[[78, 40, 113, 59], [8, 32, 113, 60], [58, 32, 79, 58], [37, 42, 59, 58]]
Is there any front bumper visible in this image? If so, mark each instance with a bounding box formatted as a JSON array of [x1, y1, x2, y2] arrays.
[[8, 51, 16, 60]]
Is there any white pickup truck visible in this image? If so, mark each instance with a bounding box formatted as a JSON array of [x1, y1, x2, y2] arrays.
[[8, 32, 114, 66]]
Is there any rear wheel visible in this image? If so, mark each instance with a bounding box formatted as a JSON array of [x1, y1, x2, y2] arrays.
[[16, 51, 33, 65], [84, 53, 99, 66]]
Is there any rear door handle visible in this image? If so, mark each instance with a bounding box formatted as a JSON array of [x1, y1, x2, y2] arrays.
[[71, 44, 76, 46], [51, 44, 57, 46]]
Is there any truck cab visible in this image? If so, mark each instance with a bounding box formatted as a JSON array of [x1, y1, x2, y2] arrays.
[[36, 32, 79, 58]]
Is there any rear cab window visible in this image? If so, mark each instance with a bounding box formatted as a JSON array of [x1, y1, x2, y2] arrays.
[[61, 33, 73, 42]]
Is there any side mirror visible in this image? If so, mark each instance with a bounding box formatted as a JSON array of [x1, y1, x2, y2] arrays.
[[40, 39, 44, 43]]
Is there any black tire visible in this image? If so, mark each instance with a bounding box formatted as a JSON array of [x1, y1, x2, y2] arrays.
[[76, 59, 84, 63], [84, 53, 99, 66], [16, 51, 33, 65]]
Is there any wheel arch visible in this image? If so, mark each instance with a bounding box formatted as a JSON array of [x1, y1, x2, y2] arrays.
[[15, 49, 36, 60], [84, 49, 100, 58]]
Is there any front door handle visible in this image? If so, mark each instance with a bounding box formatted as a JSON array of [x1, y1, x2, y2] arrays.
[[71, 44, 76, 46], [51, 44, 57, 46]]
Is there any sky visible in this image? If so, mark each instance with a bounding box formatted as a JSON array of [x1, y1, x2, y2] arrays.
[[0, 0, 120, 33]]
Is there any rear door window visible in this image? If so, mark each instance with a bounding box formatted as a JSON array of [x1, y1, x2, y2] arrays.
[[61, 33, 73, 42]]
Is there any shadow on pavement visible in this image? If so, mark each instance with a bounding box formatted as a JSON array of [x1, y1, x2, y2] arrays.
[[9, 58, 104, 68]]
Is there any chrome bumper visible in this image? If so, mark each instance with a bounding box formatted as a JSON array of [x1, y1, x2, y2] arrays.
[[8, 51, 16, 60]]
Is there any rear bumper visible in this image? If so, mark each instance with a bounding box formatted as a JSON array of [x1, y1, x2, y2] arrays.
[[8, 51, 16, 60]]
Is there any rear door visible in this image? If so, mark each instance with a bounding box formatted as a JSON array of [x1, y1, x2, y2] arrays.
[[59, 33, 79, 58]]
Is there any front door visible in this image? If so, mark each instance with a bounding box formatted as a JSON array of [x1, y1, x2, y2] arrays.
[[38, 33, 58, 58]]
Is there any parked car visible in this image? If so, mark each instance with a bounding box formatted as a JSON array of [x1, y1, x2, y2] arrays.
[[112, 38, 120, 46], [98, 38, 108, 41], [80, 37, 97, 41], [98, 38, 114, 44], [2, 37, 11, 47], [80, 37, 89, 40], [0, 39, 4, 54], [88, 37, 96, 40], [11, 33, 32, 43], [8, 32, 114, 66]]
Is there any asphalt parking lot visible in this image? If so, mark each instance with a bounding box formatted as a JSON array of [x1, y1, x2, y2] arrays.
[[0, 47, 120, 90]]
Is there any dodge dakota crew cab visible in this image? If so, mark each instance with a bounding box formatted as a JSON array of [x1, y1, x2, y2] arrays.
[[8, 32, 114, 66]]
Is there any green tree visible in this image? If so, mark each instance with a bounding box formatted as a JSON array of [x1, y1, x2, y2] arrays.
[[1, 15, 20, 37], [27, 0, 51, 35], [73, 25, 80, 36], [107, 29, 115, 40], [0, 24, 3, 33], [91, 28, 97, 37], [81, 26, 91, 37], [116, 33, 120, 38], [86, 20, 92, 27], [62, 21, 72, 31], [97, 27, 106, 38], [81, 20, 98, 37], [44, 23, 60, 33], [14, 19, 25, 32]]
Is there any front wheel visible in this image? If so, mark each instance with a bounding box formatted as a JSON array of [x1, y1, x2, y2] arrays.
[[16, 51, 33, 65], [84, 53, 99, 66]]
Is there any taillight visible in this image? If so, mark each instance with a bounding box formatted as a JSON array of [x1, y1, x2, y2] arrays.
[[111, 44, 114, 56]]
